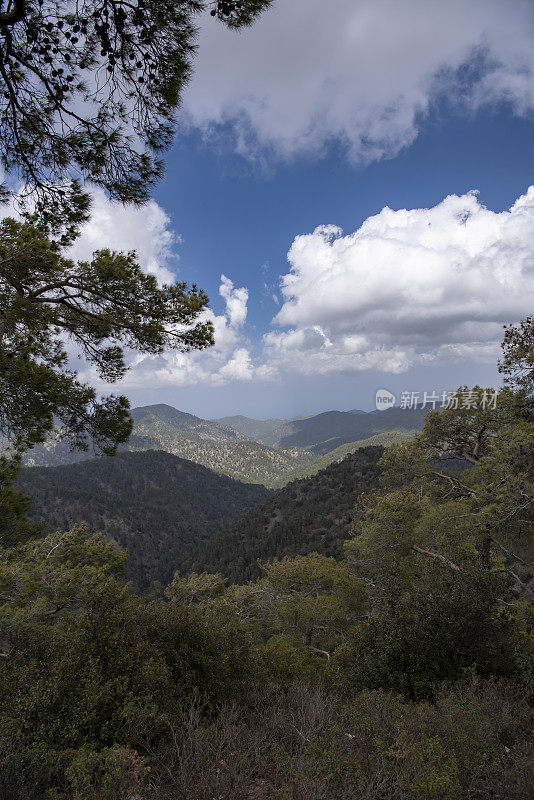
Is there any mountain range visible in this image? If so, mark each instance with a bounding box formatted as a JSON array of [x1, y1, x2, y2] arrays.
[[23, 403, 424, 487], [214, 406, 423, 453]]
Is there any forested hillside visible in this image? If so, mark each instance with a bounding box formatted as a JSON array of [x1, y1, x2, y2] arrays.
[[23, 404, 317, 488], [19, 444, 385, 589], [21, 403, 422, 488], [194, 445, 383, 582], [18, 451, 269, 590], [125, 423, 315, 487], [130, 404, 245, 441], [271, 429, 415, 486], [277, 407, 427, 453]]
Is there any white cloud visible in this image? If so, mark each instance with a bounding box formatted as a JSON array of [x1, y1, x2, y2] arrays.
[[184, 0, 534, 162], [263, 187, 534, 375], [67, 187, 178, 285], [0, 185, 179, 285], [219, 274, 248, 329], [218, 347, 254, 381], [119, 275, 269, 388], [205, 274, 249, 355]]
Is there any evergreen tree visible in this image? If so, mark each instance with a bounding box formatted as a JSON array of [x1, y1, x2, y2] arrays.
[[0, 217, 213, 540], [0, 0, 272, 218]]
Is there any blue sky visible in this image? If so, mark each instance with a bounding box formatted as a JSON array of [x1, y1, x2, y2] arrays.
[[143, 106, 534, 418], [62, 0, 534, 419], [158, 107, 534, 310]]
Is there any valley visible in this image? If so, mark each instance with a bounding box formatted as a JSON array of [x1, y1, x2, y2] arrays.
[[17, 404, 422, 590], [22, 403, 422, 487], [18, 450, 269, 590]]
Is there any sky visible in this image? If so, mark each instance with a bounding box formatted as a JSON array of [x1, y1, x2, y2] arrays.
[[33, 0, 534, 418]]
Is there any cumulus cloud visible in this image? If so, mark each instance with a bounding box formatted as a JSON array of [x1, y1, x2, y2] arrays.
[[0, 185, 179, 285], [263, 187, 534, 375], [204, 274, 248, 356], [184, 0, 534, 162], [218, 347, 254, 381], [119, 275, 268, 388], [219, 274, 248, 329], [67, 187, 178, 285]]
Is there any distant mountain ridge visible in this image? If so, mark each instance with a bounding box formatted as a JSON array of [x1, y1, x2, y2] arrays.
[[21, 403, 426, 487], [215, 406, 424, 453], [124, 405, 315, 487], [18, 450, 269, 590], [131, 405, 244, 442], [213, 415, 287, 447], [23, 404, 316, 488], [277, 407, 428, 453]]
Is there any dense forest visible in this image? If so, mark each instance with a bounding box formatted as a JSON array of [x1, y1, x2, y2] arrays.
[[18, 445, 385, 588], [195, 445, 383, 582], [18, 451, 269, 590], [2, 355, 533, 798]]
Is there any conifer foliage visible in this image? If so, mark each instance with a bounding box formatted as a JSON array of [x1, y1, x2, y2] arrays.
[[0, 217, 213, 463], [0, 0, 272, 216]]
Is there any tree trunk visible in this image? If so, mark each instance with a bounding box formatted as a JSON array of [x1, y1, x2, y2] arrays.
[[477, 535, 491, 570]]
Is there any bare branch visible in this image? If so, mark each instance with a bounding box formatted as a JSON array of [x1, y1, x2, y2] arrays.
[[411, 545, 464, 573], [430, 470, 478, 497], [307, 645, 331, 661], [491, 539, 534, 568]]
